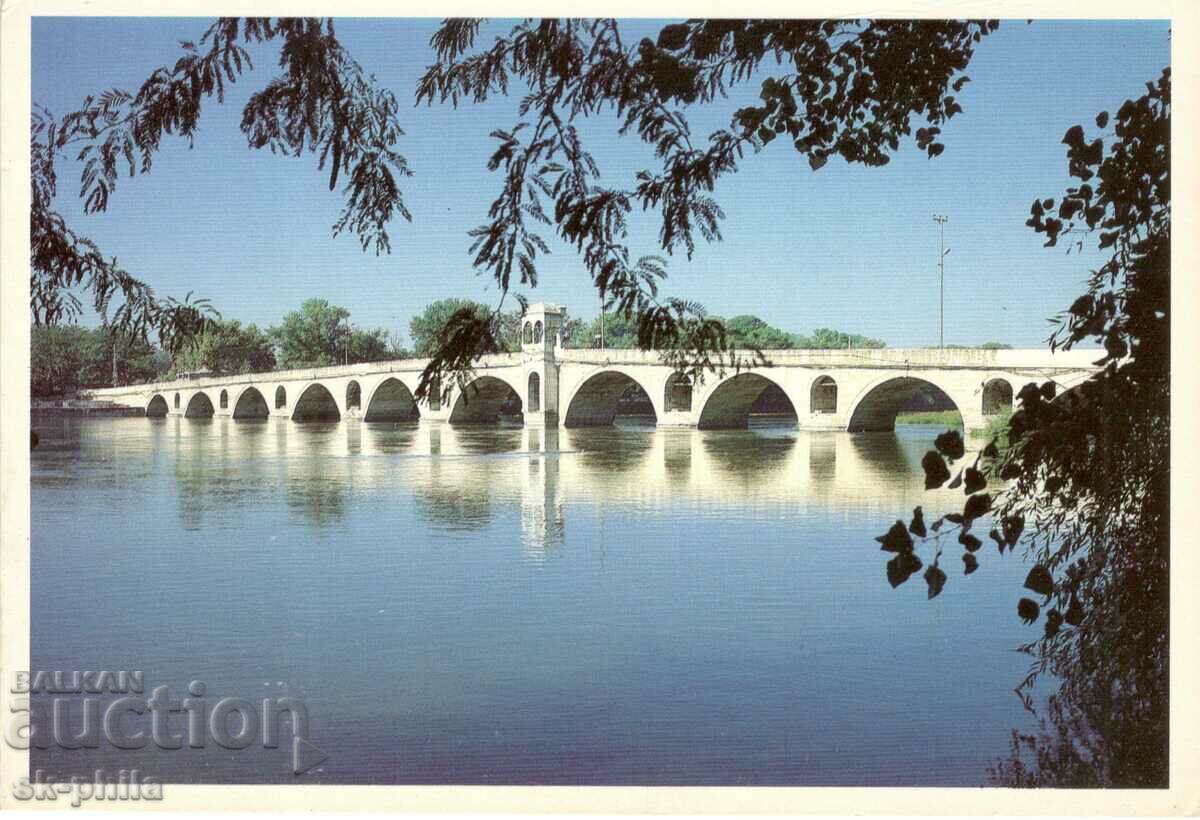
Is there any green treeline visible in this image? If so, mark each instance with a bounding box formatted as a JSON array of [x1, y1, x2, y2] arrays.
[[31, 295, 1011, 396]]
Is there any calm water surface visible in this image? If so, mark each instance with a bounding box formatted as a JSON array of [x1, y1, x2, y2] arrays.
[[31, 415, 1037, 785]]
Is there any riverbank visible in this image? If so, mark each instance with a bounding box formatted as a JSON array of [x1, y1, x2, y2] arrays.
[[894, 410, 964, 427], [32, 399, 145, 416]]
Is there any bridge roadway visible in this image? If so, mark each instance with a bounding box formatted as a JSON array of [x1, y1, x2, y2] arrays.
[[84, 304, 1100, 434]]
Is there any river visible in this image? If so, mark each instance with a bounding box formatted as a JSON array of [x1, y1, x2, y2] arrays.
[[30, 414, 1038, 786]]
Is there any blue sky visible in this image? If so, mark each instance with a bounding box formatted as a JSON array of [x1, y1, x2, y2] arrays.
[[31, 18, 1169, 348]]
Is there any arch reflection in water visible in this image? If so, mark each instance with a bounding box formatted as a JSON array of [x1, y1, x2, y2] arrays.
[[155, 418, 970, 545]]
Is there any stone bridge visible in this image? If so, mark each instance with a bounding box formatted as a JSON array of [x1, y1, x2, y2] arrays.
[[84, 303, 1101, 434]]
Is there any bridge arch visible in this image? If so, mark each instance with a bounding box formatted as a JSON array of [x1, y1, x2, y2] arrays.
[[697, 372, 798, 429], [292, 383, 341, 422], [184, 392, 215, 419], [847, 376, 961, 432], [147, 394, 169, 417], [274, 385, 287, 409], [664, 372, 693, 413], [231, 386, 270, 419], [346, 380, 362, 412], [528, 372, 541, 413], [564, 369, 657, 427], [364, 377, 419, 422], [810, 375, 838, 414], [982, 378, 1013, 415], [449, 375, 523, 424], [219, 389, 229, 410]]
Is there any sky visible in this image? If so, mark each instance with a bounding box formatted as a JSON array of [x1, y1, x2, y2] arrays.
[[30, 17, 1170, 349]]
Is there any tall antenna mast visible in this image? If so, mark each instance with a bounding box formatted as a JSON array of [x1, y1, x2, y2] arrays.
[[932, 215, 950, 349]]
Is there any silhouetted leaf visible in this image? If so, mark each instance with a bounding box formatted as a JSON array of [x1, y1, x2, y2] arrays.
[[924, 564, 947, 599], [1024, 565, 1054, 597], [1018, 598, 1040, 624], [886, 551, 923, 589], [876, 520, 913, 553], [934, 429, 965, 460], [962, 553, 978, 575], [982, 441, 999, 459], [963, 492, 991, 521], [959, 532, 982, 552], [909, 506, 927, 538], [1044, 608, 1064, 638], [656, 23, 690, 50], [1064, 594, 1084, 626], [989, 528, 1006, 553], [921, 450, 951, 489], [964, 467, 987, 494], [1001, 515, 1024, 548]]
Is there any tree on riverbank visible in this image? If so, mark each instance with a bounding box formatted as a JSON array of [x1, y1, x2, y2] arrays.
[[170, 319, 276, 376], [31, 18, 410, 356], [409, 299, 521, 356], [877, 70, 1169, 787], [31, 325, 169, 396], [270, 299, 397, 368]]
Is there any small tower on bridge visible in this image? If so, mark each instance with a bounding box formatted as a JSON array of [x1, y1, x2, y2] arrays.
[[520, 303, 566, 427]]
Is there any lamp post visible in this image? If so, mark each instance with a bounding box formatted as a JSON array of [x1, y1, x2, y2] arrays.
[[932, 215, 951, 349]]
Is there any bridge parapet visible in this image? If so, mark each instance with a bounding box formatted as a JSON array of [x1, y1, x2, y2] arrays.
[[557, 346, 1101, 370], [79, 325, 1100, 434]]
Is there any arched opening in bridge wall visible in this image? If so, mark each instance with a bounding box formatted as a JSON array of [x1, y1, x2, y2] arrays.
[[982, 378, 1013, 415], [232, 387, 270, 419], [147, 395, 169, 417], [528, 372, 541, 413], [564, 371, 656, 428], [449, 376, 523, 425], [665, 372, 693, 413], [292, 384, 341, 422], [697, 373, 797, 429], [849, 377, 961, 432], [174, 393, 181, 410], [346, 381, 362, 412], [184, 392, 215, 419], [219, 389, 229, 410], [275, 386, 287, 409], [810, 376, 838, 414], [364, 378, 419, 422]]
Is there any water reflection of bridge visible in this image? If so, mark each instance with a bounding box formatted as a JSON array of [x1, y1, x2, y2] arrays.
[[158, 418, 969, 555]]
